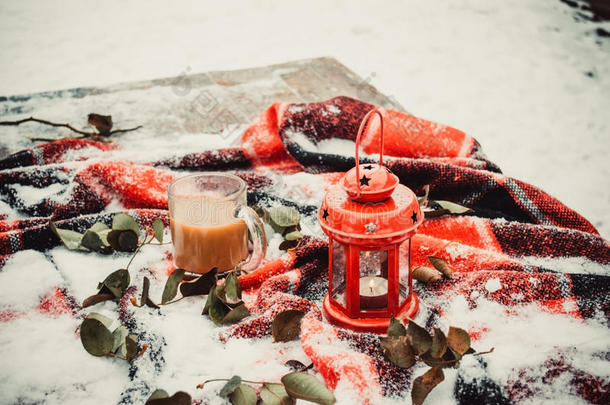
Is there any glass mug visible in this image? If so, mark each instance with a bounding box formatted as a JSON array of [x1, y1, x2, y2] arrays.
[[167, 173, 267, 274]]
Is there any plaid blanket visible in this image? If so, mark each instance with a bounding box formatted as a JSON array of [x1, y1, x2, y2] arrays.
[[0, 96, 608, 404]]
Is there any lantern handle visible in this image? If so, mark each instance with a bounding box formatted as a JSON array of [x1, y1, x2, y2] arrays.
[[354, 108, 384, 196]]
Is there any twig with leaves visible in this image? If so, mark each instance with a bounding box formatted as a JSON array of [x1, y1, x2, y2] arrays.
[[0, 113, 142, 142], [195, 371, 336, 405], [418, 184, 473, 218], [255, 205, 304, 251], [50, 213, 169, 307], [79, 312, 147, 362], [382, 316, 494, 405]]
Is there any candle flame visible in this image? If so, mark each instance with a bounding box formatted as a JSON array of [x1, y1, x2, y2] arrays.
[[368, 278, 375, 288]]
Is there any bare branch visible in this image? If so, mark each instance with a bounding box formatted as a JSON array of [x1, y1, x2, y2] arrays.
[[0, 117, 95, 136], [0, 116, 143, 142], [108, 125, 143, 135]]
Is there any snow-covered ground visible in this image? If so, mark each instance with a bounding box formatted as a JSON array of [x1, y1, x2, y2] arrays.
[[0, 0, 608, 240]]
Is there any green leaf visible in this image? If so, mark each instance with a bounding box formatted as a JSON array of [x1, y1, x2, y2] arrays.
[[284, 230, 303, 241], [180, 268, 217, 297], [219, 375, 242, 397], [140, 276, 150, 306], [100, 269, 130, 298], [230, 384, 257, 405], [80, 318, 114, 356], [140, 277, 159, 308], [380, 336, 416, 368], [215, 284, 241, 308], [111, 325, 129, 351], [407, 321, 432, 356], [417, 185, 430, 206], [269, 206, 300, 227], [285, 360, 309, 372], [272, 309, 305, 342], [147, 389, 169, 400], [153, 218, 164, 243], [261, 383, 295, 405], [161, 269, 186, 304], [96, 228, 112, 247], [412, 266, 442, 283], [430, 328, 448, 359], [206, 286, 230, 324], [254, 206, 270, 222], [447, 326, 471, 355], [81, 230, 104, 252], [420, 350, 460, 368], [411, 367, 444, 405], [106, 229, 122, 251], [86, 312, 113, 328], [281, 372, 336, 405], [49, 222, 83, 250], [434, 200, 473, 215], [428, 256, 453, 279], [225, 272, 242, 304], [89, 222, 110, 233], [145, 391, 191, 405], [112, 213, 140, 236], [202, 293, 210, 315], [222, 303, 250, 324], [82, 293, 115, 308], [125, 335, 138, 361], [118, 230, 139, 252], [387, 316, 407, 338], [279, 239, 299, 251], [282, 224, 300, 236], [422, 208, 451, 218]]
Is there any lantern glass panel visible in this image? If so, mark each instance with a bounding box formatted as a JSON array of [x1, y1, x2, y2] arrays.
[[358, 250, 388, 310], [399, 239, 411, 304], [331, 239, 347, 307]]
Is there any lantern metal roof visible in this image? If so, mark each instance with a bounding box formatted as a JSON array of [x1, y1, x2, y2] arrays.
[[318, 110, 423, 244]]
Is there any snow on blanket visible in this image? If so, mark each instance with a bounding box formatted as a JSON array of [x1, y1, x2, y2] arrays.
[[0, 96, 609, 404]]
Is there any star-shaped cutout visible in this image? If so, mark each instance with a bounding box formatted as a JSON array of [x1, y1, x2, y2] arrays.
[[363, 164, 374, 170], [322, 208, 329, 220], [411, 211, 418, 223], [360, 174, 371, 187], [365, 222, 377, 234]]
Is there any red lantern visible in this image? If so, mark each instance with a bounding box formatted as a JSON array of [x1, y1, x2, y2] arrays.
[[318, 109, 423, 333]]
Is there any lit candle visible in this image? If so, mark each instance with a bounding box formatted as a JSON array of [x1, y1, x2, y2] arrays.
[[359, 276, 388, 309]]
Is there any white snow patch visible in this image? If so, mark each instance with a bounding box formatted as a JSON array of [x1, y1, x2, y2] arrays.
[[521, 255, 610, 275], [0, 313, 126, 404], [0, 250, 63, 310], [10, 182, 70, 206], [50, 245, 168, 303], [326, 104, 340, 114], [286, 130, 318, 152], [445, 295, 610, 402], [484, 277, 502, 293]]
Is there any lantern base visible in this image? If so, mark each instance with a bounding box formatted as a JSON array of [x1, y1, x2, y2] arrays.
[[322, 293, 419, 334]]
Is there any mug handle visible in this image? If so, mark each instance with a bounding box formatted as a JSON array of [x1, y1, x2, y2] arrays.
[[236, 206, 267, 272]]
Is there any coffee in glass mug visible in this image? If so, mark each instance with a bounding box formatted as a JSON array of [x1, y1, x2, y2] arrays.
[[167, 173, 266, 274]]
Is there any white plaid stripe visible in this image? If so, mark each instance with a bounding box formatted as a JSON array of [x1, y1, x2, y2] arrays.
[[32, 147, 45, 165], [557, 273, 571, 298], [503, 178, 551, 225], [8, 232, 21, 254], [461, 175, 499, 206]]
